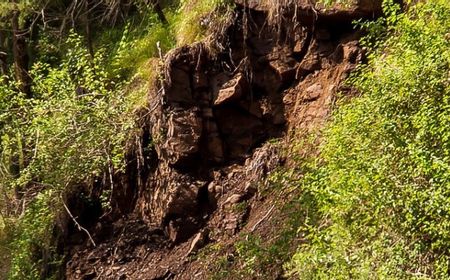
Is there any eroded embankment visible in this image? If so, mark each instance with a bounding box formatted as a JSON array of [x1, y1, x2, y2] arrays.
[[64, 1, 380, 279]]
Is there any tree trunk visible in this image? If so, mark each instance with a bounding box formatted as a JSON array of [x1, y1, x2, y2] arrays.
[[11, 9, 32, 97], [84, 0, 94, 57], [152, 1, 168, 25], [0, 30, 8, 83]]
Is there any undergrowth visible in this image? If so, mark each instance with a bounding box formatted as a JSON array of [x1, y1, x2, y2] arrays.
[[0, 0, 233, 278], [0, 31, 140, 279], [8, 191, 60, 280], [285, 0, 450, 278], [101, 0, 233, 79], [205, 0, 450, 279]]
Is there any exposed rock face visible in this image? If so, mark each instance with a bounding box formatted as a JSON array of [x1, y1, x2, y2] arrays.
[[235, 0, 383, 21], [65, 1, 374, 278], [164, 108, 203, 165], [138, 13, 296, 234], [207, 143, 282, 237]]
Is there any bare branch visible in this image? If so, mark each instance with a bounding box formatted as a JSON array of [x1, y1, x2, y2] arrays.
[[61, 195, 96, 247]]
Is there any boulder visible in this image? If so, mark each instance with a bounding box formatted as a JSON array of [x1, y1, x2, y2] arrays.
[[343, 41, 362, 64], [297, 54, 321, 78], [269, 59, 297, 85], [293, 26, 309, 55], [164, 108, 203, 165], [304, 83, 323, 101], [213, 73, 248, 106]]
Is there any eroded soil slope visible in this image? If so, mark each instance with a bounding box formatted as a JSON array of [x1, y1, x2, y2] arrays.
[[65, 1, 380, 279]]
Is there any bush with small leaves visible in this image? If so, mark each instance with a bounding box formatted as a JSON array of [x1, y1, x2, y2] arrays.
[[287, 0, 450, 278]]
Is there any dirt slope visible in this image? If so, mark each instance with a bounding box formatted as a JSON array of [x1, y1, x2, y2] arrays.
[[64, 1, 380, 279]]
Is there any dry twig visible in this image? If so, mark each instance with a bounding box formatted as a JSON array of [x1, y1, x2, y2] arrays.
[[251, 205, 275, 232], [61, 195, 96, 247]]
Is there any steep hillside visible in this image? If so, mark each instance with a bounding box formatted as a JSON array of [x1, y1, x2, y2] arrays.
[[62, 1, 381, 279], [1, 0, 449, 279]]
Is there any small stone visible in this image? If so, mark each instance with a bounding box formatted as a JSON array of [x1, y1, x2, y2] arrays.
[[305, 84, 323, 101], [215, 185, 223, 195], [225, 194, 243, 204], [208, 182, 223, 204], [187, 231, 208, 256], [167, 220, 179, 243], [212, 171, 221, 180], [294, 38, 307, 54], [207, 182, 216, 194], [296, 55, 321, 78]]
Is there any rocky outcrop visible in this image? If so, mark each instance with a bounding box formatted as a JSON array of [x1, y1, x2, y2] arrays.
[[135, 0, 367, 241], [65, 0, 374, 278]]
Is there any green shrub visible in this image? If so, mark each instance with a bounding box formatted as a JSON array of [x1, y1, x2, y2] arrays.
[[8, 190, 60, 280], [0, 0, 236, 276], [0, 32, 145, 278], [287, 0, 450, 278], [0, 214, 12, 279], [11, 33, 139, 189]]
